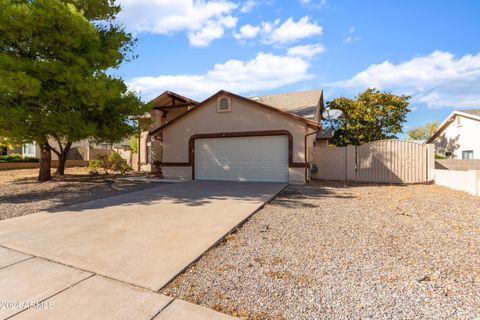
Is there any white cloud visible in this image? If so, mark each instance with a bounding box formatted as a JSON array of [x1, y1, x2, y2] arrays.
[[345, 37, 360, 43], [240, 0, 256, 13], [117, 0, 238, 47], [300, 0, 328, 8], [128, 52, 312, 100], [189, 15, 238, 47], [264, 16, 323, 44], [332, 51, 480, 108], [287, 43, 326, 58], [234, 16, 323, 45], [343, 26, 359, 43], [233, 24, 261, 39]]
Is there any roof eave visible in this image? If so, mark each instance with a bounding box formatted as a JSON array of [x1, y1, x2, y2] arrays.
[[426, 110, 480, 143]]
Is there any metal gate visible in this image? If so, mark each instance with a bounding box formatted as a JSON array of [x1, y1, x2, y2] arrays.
[[312, 140, 434, 183]]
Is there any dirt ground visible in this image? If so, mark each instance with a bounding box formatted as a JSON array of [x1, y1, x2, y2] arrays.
[[163, 181, 480, 320], [0, 168, 158, 220]]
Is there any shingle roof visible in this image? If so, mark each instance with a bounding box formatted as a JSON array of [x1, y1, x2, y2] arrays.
[[459, 109, 480, 117], [249, 90, 322, 119]]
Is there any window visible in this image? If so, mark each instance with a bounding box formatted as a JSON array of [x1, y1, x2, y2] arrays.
[[462, 150, 474, 159], [217, 96, 231, 112], [101, 143, 109, 150], [0, 146, 7, 156], [456, 116, 462, 127], [22, 143, 36, 157]]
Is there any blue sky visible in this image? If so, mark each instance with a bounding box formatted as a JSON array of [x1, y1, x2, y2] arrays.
[[113, 0, 480, 136]]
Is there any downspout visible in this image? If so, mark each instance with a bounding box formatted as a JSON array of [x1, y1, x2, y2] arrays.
[[304, 126, 321, 183]]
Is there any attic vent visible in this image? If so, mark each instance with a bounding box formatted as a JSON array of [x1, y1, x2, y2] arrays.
[[217, 96, 231, 113], [220, 98, 229, 109]]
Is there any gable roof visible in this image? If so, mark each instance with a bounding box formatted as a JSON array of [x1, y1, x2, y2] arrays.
[[249, 89, 323, 119], [139, 91, 199, 120], [150, 90, 320, 135], [151, 91, 199, 109], [426, 109, 480, 143]]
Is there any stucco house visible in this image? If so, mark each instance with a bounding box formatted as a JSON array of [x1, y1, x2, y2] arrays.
[[427, 109, 480, 159], [139, 89, 325, 183]]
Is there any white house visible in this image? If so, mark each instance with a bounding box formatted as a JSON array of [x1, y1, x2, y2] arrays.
[[427, 109, 480, 159]]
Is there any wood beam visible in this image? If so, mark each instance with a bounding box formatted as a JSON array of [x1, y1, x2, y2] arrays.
[[154, 104, 194, 110]]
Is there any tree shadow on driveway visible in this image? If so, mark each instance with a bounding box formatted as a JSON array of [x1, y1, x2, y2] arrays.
[[43, 181, 286, 213]]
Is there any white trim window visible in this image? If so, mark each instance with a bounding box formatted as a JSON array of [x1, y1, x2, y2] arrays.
[[22, 142, 36, 157], [462, 150, 474, 159]]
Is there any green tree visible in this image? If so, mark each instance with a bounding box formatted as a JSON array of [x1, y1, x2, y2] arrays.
[[128, 135, 139, 153], [407, 122, 439, 140], [0, 0, 146, 181], [327, 88, 411, 146]]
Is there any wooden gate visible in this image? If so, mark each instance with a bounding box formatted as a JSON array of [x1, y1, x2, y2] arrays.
[[312, 140, 434, 183]]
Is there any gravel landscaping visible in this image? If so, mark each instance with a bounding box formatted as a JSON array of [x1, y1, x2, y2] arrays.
[[0, 168, 159, 220], [163, 182, 480, 320]]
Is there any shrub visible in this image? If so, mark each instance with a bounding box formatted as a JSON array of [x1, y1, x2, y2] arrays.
[[0, 154, 39, 163], [108, 152, 131, 175], [98, 155, 110, 173], [88, 159, 101, 174], [22, 156, 39, 163]]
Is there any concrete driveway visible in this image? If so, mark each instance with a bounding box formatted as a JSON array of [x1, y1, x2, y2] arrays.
[[0, 181, 284, 319]]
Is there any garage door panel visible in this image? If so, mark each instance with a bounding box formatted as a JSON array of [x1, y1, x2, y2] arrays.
[[195, 136, 288, 182]]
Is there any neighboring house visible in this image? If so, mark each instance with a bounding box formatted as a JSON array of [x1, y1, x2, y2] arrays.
[[0, 145, 21, 156], [427, 109, 480, 159], [0, 142, 35, 158], [140, 89, 325, 183], [1, 140, 129, 160], [316, 127, 334, 147]]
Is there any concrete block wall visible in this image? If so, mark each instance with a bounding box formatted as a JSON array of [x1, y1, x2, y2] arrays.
[[434, 169, 480, 196]]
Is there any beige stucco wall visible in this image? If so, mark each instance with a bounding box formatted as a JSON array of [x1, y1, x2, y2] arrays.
[[5, 146, 22, 155], [161, 94, 315, 183], [434, 115, 480, 159], [138, 107, 192, 170], [139, 131, 149, 164]]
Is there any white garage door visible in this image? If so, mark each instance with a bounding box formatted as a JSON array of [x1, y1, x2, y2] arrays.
[[195, 135, 289, 182]]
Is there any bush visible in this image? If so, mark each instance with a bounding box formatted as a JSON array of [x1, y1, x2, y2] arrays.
[[88, 159, 102, 174], [88, 152, 131, 175], [108, 152, 131, 175], [0, 154, 39, 163]]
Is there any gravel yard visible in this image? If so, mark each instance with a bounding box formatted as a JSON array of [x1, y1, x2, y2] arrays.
[[0, 168, 159, 220], [163, 182, 480, 320]]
